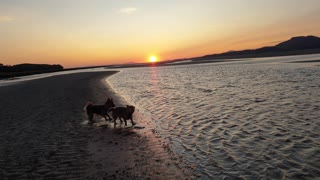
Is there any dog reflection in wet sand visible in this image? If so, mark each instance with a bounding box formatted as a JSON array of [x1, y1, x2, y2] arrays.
[[84, 98, 115, 123], [109, 105, 135, 127]]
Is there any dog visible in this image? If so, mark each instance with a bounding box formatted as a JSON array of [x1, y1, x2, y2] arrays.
[[109, 105, 135, 127], [84, 98, 115, 123]]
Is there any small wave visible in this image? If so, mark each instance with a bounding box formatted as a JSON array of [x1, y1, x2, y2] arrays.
[[106, 60, 320, 179]]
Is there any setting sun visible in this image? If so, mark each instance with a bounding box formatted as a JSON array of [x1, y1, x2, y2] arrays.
[[149, 55, 158, 63]]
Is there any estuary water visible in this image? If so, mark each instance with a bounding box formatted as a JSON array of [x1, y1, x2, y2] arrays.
[[107, 54, 320, 179]]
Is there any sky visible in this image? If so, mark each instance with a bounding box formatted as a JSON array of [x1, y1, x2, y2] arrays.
[[0, 0, 320, 68]]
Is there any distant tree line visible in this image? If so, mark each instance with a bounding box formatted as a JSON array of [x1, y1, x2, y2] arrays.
[[0, 63, 63, 79]]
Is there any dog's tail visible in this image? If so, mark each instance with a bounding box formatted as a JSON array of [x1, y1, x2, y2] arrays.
[[83, 102, 93, 112]]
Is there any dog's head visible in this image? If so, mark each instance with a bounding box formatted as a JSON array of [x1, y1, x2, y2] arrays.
[[105, 98, 115, 108], [126, 105, 135, 114]]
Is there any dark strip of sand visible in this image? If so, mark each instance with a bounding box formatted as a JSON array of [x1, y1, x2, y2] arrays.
[[0, 71, 189, 179], [288, 59, 320, 63]]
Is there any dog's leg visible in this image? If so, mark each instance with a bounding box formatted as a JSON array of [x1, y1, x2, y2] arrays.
[[88, 113, 94, 123], [113, 117, 117, 128], [123, 118, 127, 126], [119, 118, 124, 125], [106, 113, 112, 121], [130, 117, 135, 126], [103, 115, 108, 121]]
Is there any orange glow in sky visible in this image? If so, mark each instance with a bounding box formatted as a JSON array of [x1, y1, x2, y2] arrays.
[[0, 0, 320, 68]]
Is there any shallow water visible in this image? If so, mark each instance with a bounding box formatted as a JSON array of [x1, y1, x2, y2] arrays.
[[108, 55, 320, 179]]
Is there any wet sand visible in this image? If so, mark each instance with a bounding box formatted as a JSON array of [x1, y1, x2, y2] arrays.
[[0, 71, 189, 179]]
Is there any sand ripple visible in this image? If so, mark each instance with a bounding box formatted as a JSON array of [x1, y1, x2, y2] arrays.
[[109, 62, 320, 179]]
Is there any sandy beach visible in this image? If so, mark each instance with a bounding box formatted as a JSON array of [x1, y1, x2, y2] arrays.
[[0, 71, 189, 179]]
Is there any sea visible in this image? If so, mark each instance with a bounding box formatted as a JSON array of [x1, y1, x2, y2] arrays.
[[107, 54, 320, 179]]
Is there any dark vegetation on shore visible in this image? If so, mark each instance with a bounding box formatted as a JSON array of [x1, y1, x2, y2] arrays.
[[0, 63, 64, 79]]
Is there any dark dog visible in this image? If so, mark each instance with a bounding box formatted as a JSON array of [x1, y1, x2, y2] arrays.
[[84, 98, 115, 123], [109, 105, 135, 127]]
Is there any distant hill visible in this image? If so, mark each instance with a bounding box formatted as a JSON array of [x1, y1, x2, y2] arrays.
[[275, 35, 320, 50], [193, 35, 320, 61], [0, 63, 63, 79]]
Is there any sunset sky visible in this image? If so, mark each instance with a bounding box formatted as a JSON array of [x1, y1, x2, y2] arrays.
[[1, 0, 320, 68]]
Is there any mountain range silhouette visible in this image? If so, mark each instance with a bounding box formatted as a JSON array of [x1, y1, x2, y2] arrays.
[[194, 35, 320, 61]]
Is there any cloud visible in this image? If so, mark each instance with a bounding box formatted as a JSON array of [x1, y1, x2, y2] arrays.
[[119, 7, 137, 15], [0, 16, 14, 22]]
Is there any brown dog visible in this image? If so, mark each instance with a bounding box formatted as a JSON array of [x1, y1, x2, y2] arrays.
[[109, 105, 135, 127], [84, 98, 115, 123]]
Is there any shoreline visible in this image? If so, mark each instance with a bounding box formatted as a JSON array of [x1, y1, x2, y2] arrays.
[[87, 72, 192, 179], [0, 71, 190, 179]]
